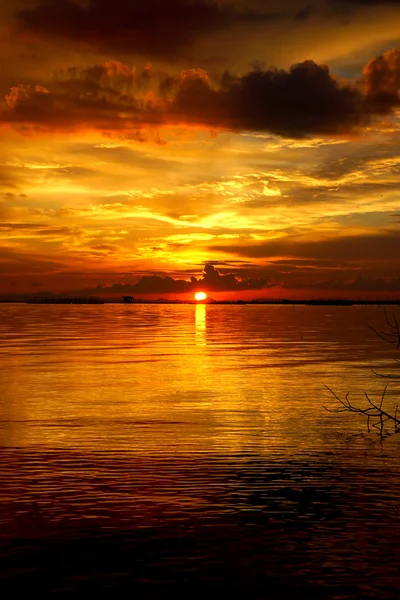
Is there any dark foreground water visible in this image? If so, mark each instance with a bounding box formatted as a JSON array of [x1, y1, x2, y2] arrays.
[[1, 304, 400, 598]]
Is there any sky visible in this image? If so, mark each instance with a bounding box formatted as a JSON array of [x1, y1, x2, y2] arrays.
[[1, 0, 400, 299]]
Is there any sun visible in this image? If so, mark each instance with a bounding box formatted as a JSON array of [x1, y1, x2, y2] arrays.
[[195, 291, 207, 302]]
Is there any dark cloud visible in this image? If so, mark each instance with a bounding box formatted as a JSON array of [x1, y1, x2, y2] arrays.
[[4, 50, 400, 138], [332, 273, 400, 292], [290, 272, 400, 293], [209, 230, 400, 263], [328, 0, 400, 19], [270, 258, 350, 268], [294, 5, 313, 20], [0, 60, 365, 138], [16, 0, 281, 59], [172, 62, 367, 136], [362, 49, 400, 114], [2, 192, 27, 199], [86, 263, 271, 295], [331, 0, 400, 5], [0, 244, 65, 274], [199, 262, 270, 291], [17, 0, 223, 58]]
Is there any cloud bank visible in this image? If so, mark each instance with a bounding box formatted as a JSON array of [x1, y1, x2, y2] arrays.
[[3, 49, 400, 138], [209, 230, 400, 262], [88, 263, 271, 295], [16, 0, 280, 58]]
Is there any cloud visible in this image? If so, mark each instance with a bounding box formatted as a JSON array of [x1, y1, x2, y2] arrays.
[[362, 49, 400, 113], [16, 0, 281, 59], [171, 62, 366, 136], [2, 61, 166, 135], [328, 0, 400, 18], [320, 272, 400, 292], [331, 0, 400, 5], [2, 192, 27, 199], [279, 270, 400, 293], [200, 262, 270, 290], [0, 244, 65, 274], [0, 60, 363, 138], [294, 5, 314, 20], [209, 230, 400, 263], [86, 263, 271, 295], [3, 50, 400, 138]]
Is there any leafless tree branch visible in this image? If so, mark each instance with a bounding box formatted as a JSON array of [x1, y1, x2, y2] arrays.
[[324, 311, 400, 437]]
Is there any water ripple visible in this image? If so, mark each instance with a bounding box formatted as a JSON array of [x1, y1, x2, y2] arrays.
[[1, 304, 400, 597]]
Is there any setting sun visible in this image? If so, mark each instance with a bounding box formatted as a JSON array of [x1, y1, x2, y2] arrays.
[[195, 292, 207, 302]]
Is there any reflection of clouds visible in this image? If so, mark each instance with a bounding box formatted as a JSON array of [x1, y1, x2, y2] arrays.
[[195, 303, 206, 346]]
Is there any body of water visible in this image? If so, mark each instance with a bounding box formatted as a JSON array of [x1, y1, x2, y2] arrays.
[[1, 304, 400, 598]]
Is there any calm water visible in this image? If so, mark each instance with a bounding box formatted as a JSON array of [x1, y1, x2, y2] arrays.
[[1, 304, 400, 598]]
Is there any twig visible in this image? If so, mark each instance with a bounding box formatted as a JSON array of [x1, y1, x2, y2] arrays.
[[325, 311, 400, 437]]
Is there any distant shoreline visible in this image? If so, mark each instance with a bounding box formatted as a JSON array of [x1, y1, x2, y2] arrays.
[[1, 298, 399, 306]]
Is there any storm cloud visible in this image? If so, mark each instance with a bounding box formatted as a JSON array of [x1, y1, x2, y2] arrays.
[[172, 61, 366, 136], [5, 50, 400, 138], [331, 0, 400, 5], [16, 0, 281, 59]]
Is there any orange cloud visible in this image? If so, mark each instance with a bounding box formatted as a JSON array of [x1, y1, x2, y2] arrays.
[[3, 52, 400, 139], [363, 49, 400, 112]]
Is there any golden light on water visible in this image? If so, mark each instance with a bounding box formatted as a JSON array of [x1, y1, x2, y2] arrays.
[[195, 303, 206, 346], [195, 292, 207, 302]]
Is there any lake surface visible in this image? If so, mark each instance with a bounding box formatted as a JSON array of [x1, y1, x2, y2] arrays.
[[1, 304, 400, 598]]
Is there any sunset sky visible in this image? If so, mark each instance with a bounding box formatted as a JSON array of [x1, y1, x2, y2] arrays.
[[1, 0, 400, 299]]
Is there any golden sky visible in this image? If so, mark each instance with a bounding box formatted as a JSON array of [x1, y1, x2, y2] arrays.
[[1, 0, 400, 299]]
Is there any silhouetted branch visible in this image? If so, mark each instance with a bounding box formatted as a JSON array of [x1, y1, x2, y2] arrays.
[[370, 368, 400, 380], [325, 311, 400, 437], [324, 384, 400, 437], [369, 309, 400, 348]]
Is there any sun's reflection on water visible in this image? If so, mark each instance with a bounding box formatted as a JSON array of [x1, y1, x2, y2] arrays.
[[1, 305, 400, 597], [195, 303, 206, 346]]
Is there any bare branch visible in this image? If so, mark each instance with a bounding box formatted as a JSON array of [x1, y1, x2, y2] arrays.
[[324, 311, 400, 437], [371, 368, 400, 380]]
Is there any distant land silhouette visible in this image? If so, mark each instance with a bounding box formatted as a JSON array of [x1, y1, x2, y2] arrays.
[[1, 293, 399, 306]]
